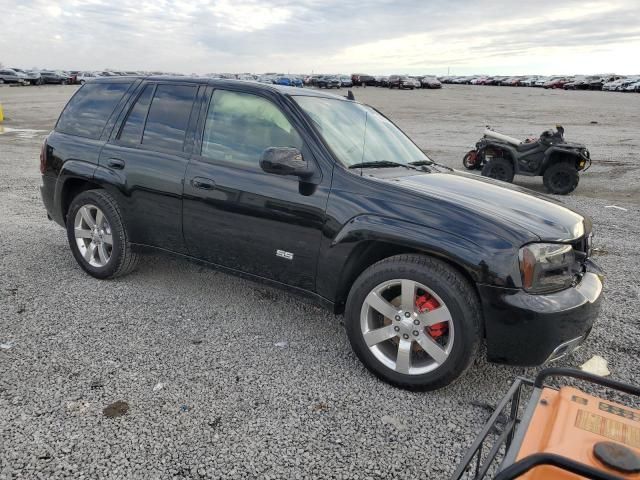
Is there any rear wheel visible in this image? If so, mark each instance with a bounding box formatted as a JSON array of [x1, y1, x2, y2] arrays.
[[481, 157, 514, 182], [345, 254, 481, 390], [66, 190, 139, 279], [543, 162, 579, 195]]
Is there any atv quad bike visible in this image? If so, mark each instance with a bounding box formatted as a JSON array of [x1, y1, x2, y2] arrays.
[[462, 126, 591, 195], [451, 368, 640, 480]]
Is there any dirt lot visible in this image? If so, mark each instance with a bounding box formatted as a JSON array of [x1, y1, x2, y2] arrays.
[[1, 84, 639, 479]]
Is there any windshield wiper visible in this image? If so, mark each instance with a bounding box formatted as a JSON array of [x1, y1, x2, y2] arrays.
[[348, 161, 419, 170], [411, 159, 453, 172]]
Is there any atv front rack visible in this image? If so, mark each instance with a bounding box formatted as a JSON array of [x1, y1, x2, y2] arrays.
[[450, 368, 640, 480]]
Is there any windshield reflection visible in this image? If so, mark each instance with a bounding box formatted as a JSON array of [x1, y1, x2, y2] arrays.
[[293, 95, 431, 168]]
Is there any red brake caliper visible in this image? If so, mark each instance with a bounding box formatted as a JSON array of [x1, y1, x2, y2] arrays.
[[415, 293, 448, 339]]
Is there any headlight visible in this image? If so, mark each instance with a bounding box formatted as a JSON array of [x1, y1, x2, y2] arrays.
[[519, 243, 581, 293]]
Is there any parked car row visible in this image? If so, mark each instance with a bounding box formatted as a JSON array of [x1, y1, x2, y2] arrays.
[[7, 67, 637, 93], [303, 73, 442, 90], [440, 74, 640, 92], [0, 68, 153, 86], [353, 74, 442, 89]]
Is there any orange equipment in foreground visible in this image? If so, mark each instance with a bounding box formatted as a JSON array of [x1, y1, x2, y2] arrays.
[[451, 368, 640, 480]]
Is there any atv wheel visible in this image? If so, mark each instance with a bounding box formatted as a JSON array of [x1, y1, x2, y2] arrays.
[[481, 157, 514, 183], [543, 162, 579, 195], [462, 150, 479, 170]]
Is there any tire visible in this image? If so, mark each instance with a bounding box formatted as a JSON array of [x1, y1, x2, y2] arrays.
[[462, 150, 478, 170], [66, 189, 139, 279], [344, 254, 481, 390], [481, 157, 514, 182], [0, 79, 4, 84], [543, 161, 579, 195]]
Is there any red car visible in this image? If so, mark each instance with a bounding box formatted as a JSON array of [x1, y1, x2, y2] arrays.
[[543, 77, 571, 89]]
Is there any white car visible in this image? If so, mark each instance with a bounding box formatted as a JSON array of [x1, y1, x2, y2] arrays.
[[520, 76, 540, 87], [534, 76, 550, 87], [613, 77, 639, 91], [602, 77, 625, 91], [76, 72, 99, 84], [624, 79, 640, 92]]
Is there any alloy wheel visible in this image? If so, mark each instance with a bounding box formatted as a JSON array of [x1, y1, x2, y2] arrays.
[[360, 279, 454, 375], [74, 204, 113, 267]]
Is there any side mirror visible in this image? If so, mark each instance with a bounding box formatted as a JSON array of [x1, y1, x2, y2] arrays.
[[260, 147, 314, 178]]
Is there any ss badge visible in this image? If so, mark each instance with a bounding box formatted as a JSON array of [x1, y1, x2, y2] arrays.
[[276, 249, 294, 260]]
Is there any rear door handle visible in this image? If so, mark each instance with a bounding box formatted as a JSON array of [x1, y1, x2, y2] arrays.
[[107, 158, 125, 170], [191, 177, 215, 190]]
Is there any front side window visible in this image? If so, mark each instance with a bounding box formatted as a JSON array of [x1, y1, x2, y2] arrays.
[[56, 81, 132, 139], [293, 95, 430, 167], [142, 84, 197, 152], [202, 90, 302, 166]]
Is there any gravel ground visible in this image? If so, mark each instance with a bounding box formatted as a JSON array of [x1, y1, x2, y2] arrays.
[[1, 84, 639, 479]]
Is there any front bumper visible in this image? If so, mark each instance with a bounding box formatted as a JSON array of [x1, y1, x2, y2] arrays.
[[479, 261, 603, 366]]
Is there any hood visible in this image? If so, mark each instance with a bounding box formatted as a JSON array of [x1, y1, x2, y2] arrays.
[[374, 169, 585, 242]]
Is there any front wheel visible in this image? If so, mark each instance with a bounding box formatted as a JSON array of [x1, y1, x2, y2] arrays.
[[481, 157, 515, 182], [345, 254, 481, 390], [462, 150, 479, 169], [543, 162, 579, 194], [66, 190, 139, 279]]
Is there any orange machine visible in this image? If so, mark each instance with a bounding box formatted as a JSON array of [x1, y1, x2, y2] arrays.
[[451, 368, 640, 480]]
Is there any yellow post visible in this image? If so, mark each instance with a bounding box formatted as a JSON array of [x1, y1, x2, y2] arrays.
[[0, 103, 4, 122]]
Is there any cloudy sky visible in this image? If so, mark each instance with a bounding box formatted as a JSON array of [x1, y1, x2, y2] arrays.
[[2, 0, 639, 75]]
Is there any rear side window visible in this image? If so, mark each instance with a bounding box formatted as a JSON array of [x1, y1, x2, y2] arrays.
[[118, 84, 154, 145], [141, 84, 197, 152], [56, 82, 131, 139]]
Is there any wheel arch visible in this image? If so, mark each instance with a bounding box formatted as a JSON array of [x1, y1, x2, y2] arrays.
[[332, 240, 480, 313], [480, 142, 517, 170], [59, 175, 102, 223], [324, 216, 484, 316], [542, 148, 581, 173]]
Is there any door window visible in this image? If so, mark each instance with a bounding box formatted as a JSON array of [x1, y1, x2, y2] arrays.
[[142, 84, 197, 152], [202, 90, 302, 166], [118, 84, 154, 145]]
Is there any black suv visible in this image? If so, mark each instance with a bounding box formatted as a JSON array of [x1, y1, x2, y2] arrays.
[[315, 76, 341, 89], [40, 77, 603, 390], [388, 75, 420, 89]]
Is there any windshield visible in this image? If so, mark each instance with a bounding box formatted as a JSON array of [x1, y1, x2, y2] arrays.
[[293, 95, 430, 167]]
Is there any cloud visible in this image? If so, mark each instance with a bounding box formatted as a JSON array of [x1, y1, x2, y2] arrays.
[[0, 0, 638, 74]]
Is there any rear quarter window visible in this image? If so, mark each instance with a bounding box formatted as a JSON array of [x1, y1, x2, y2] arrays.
[[56, 82, 132, 139]]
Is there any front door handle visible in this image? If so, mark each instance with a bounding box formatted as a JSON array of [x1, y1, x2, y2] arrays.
[[107, 158, 125, 170], [191, 177, 215, 190]]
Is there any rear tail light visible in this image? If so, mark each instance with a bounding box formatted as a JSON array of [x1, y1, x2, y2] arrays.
[[39, 138, 48, 174]]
